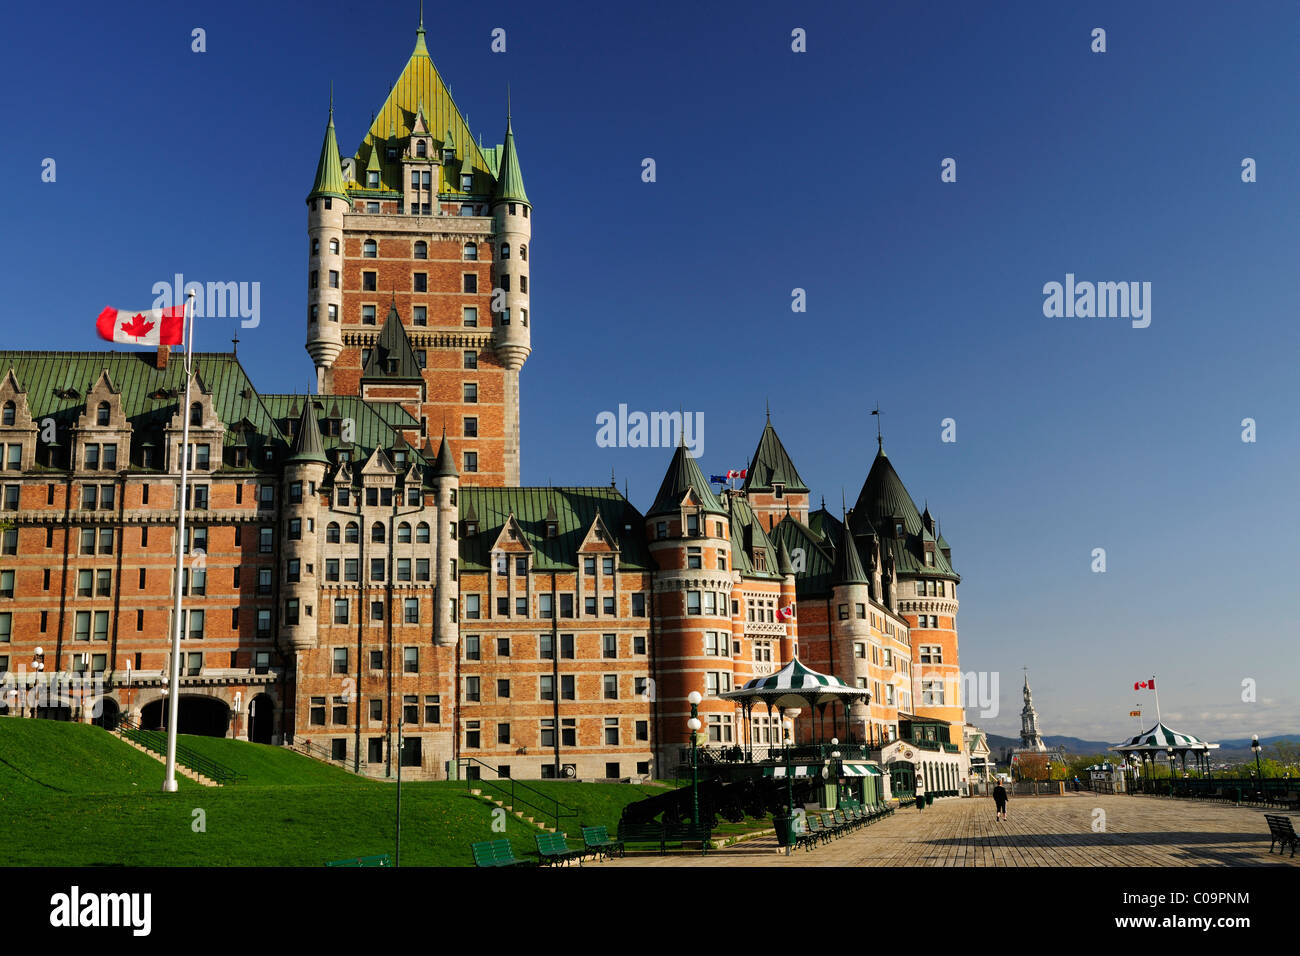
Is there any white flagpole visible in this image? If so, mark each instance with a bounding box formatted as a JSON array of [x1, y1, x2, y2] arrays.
[[1152, 677, 1162, 724], [163, 290, 196, 793]]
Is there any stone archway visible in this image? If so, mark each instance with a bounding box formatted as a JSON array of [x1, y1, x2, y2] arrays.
[[248, 693, 275, 744], [91, 696, 121, 731], [140, 695, 231, 737]]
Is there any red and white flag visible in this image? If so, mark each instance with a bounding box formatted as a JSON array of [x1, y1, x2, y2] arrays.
[[778, 603, 795, 620], [726, 468, 747, 480], [1134, 677, 1155, 691], [97, 305, 185, 346]]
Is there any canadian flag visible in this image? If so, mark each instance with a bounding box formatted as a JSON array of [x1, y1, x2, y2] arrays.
[[1134, 677, 1155, 691], [97, 305, 185, 346], [778, 603, 795, 620], [726, 468, 747, 480]]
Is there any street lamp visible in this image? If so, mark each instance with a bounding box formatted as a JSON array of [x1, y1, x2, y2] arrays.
[[687, 691, 703, 828], [1252, 734, 1262, 800], [29, 647, 45, 718]]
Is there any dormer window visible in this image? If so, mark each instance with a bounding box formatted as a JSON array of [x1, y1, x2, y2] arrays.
[[416, 141, 427, 158], [773, 483, 784, 499], [546, 521, 558, 538], [460, 173, 473, 191], [925, 552, 934, 566], [386, 147, 398, 162], [97, 402, 111, 426], [442, 147, 455, 164], [367, 170, 380, 188], [686, 514, 699, 535], [894, 520, 904, 536], [1, 402, 13, 426], [464, 520, 478, 536], [189, 403, 202, 426]]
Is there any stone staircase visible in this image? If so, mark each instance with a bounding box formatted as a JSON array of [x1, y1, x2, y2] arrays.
[[111, 730, 221, 787], [468, 788, 556, 832]]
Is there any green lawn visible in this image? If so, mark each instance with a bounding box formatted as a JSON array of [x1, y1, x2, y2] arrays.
[[0, 718, 699, 866]]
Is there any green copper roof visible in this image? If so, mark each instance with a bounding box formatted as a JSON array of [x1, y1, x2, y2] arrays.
[[744, 418, 808, 493], [647, 444, 726, 518], [431, 428, 458, 478], [457, 487, 652, 572], [853, 448, 959, 581], [260, 394, 415, 463], [309, 110, 349, 202], [776, 538, 794, 576], [492, 118, 528, 205], [360, 304, 424, 382], [0, 351, 285, 470], [286, 400, 328, 464], [831, 517, 869, 586], [771, 516, 836, 598], [726, 494, 781, 579]]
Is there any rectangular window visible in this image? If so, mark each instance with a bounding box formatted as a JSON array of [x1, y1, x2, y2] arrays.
[[602, 634, 617, 659], [463, 383, 478, 403], [561, 675, 575, 700], [413, 273, 427, 292], [560, 633, 575, 659], [604, 718, 620, 746], [425, 695, 441, 724], [584, 596, 597, 617], [559, 594, 574, 618], [463, 274, 477, 293], [404, 598, 418, 624], [632, 593, 646, 617], [603, 674, 618, 700], [363, 271, 376, 291], [465, 594, 480, 619], [539, 594, 553, 619], [463, 306, 478, 327], [465, 676, 481, 702], [333, 600, 349, 624], [687, 591, 701, 615]]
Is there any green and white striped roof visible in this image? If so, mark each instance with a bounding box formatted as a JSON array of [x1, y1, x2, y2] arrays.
[[720, 657, 869, 709], [1110, 722, 1219, 752]]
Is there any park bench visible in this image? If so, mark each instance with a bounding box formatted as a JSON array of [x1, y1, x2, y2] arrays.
[[581, 825, 625, 860], [818, 812, 845, 839], [617, 821, 667, 854], [325, 854, 391, 867], [534, 831, 584, 866], [471, 839, 533, 868], [1264, 814, 1298, 857], [663, 822, 713, 855], [804, 814, 830, 846], [790, 816, 818, 851]]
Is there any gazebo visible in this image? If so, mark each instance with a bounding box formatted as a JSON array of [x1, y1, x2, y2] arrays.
[[1109, 721, 1219, 777], [720, 656, 871, 759]]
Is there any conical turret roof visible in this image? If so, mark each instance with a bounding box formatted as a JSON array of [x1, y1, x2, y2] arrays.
[[647, 444, 725, 518], [493, 117, 528, 205], [831, 517, 868, 586], [744, 416, 809, 493], [854, 447, 925, 537], [309, 108, 349, 202], [360, 303, 424, 381], [287, 400, 328, 464], [431, 427, 458, 478]]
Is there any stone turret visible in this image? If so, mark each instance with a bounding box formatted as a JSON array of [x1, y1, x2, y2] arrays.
[[491, 113, 530, 485], [830, 516, 872, 735], [282, 402, 328, 651], [431, 429, 460, 647], [306, 104, 348, 391]]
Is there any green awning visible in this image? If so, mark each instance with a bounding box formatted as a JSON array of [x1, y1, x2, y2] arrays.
[[841, 763, 882, 777]]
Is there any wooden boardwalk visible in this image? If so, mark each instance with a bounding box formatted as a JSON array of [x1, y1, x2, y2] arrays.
[[597, 794, 1300, 867]]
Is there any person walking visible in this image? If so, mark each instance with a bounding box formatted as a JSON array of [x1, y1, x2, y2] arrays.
[[992, 782, 1008, 821], [915, 774, 925, 813]]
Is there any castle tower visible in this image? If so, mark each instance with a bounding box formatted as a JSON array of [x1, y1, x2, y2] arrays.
[[743, 411, 810, 529], [281, 402, 329, 651], [853, 439, 963, 743], [430, 428, 460, 648], [775, 539, 799, 662], [303, 18, 533, 487], [490, 112, 531, 485], [1020, 672, 1048, 751], [829, 515, 871, 740], [305, 104, 347, 392], [646, 444, 733, 764]]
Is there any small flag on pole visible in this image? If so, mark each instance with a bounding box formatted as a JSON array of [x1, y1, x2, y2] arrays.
[[97, 305, 185, 346], [1134, 677, 1155, 691], [709, 474, 729, 485], [778, 603, 795, 620], [726, 468, 747, 480], [1129, 710, 1141, 717]]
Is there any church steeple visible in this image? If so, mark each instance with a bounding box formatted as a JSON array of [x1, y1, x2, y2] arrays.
[[1019, 672, 1047, 751]]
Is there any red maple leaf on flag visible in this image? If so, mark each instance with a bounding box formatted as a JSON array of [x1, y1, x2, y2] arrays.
[[120, 313, 154, 339]]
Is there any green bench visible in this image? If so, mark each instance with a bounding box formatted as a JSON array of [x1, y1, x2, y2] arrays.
[[326, 854, 392, 867], [471, 839, 533, 868], [618, 821, 668, 853], [534, 831, 584, 866], [581, 825, 625, 860], [663, 823, 713, 854]]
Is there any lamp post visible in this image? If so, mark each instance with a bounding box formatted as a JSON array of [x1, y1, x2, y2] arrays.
[[28, 647, 45, 718], [1252, 734, 1262, 800], [687, 691, 703, 827], [395, 715, 404, 867]]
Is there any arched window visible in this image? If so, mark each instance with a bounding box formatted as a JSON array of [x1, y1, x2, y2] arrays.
[[414, 241, 427, 260], [326, 522, 340, 543], [397, 522, 412, 543], [519, 243, 527, 262], [345, 521, 359, 543], [329, 238, 339, 255], [500, 243, 510, 260], [371, 522, 385, 543], [363, 239, 377, 258], [97, 402, 111, 426], [189, 402, 202, 426], [1, 402, 13, 426], [416, 141, 427, 158], [416, 522, 430, 543], [463, 242, 477, 261]]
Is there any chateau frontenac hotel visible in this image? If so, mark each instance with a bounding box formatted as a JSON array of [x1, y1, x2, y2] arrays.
[[0, 21, 969, 796]]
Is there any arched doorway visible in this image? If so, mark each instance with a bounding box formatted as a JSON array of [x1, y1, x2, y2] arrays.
[[92, 696, 120, 731], [140, 695, 231, 736], [248, 694, 275, 744], [890, 760, 915, 797]]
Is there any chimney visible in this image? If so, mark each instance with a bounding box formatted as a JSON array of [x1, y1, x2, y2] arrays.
[[156, 345, 170, 370]]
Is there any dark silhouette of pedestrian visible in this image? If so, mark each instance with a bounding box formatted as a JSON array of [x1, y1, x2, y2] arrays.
[[993, 783, 1008, 821]]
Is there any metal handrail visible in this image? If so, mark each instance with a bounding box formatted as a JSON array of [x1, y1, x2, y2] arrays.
[[116, 716, 245, 784], [459, 757, 580, 831], [290, 738, 362, 774]]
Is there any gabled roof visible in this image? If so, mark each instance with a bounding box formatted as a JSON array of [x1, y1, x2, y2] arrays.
[[458, 487, 652, 572], [770, 516, 836, 598], [360, 304, 424, 382], [726, 494, 781, 579], [647, 444, 726, 518], [351, 23, 495, 196], [744, 417, 808, 493], [260, 394, 416, 464]]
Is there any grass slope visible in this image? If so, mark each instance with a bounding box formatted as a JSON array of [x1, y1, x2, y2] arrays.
[[0, 719, 691, 866]]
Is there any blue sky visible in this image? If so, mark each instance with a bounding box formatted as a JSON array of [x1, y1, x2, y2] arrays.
[[2, 0, 1296, 741]]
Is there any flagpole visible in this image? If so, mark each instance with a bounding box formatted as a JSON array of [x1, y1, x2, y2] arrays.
[[1152, 676, 1161, 724], [163, 290, 196, 793]]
